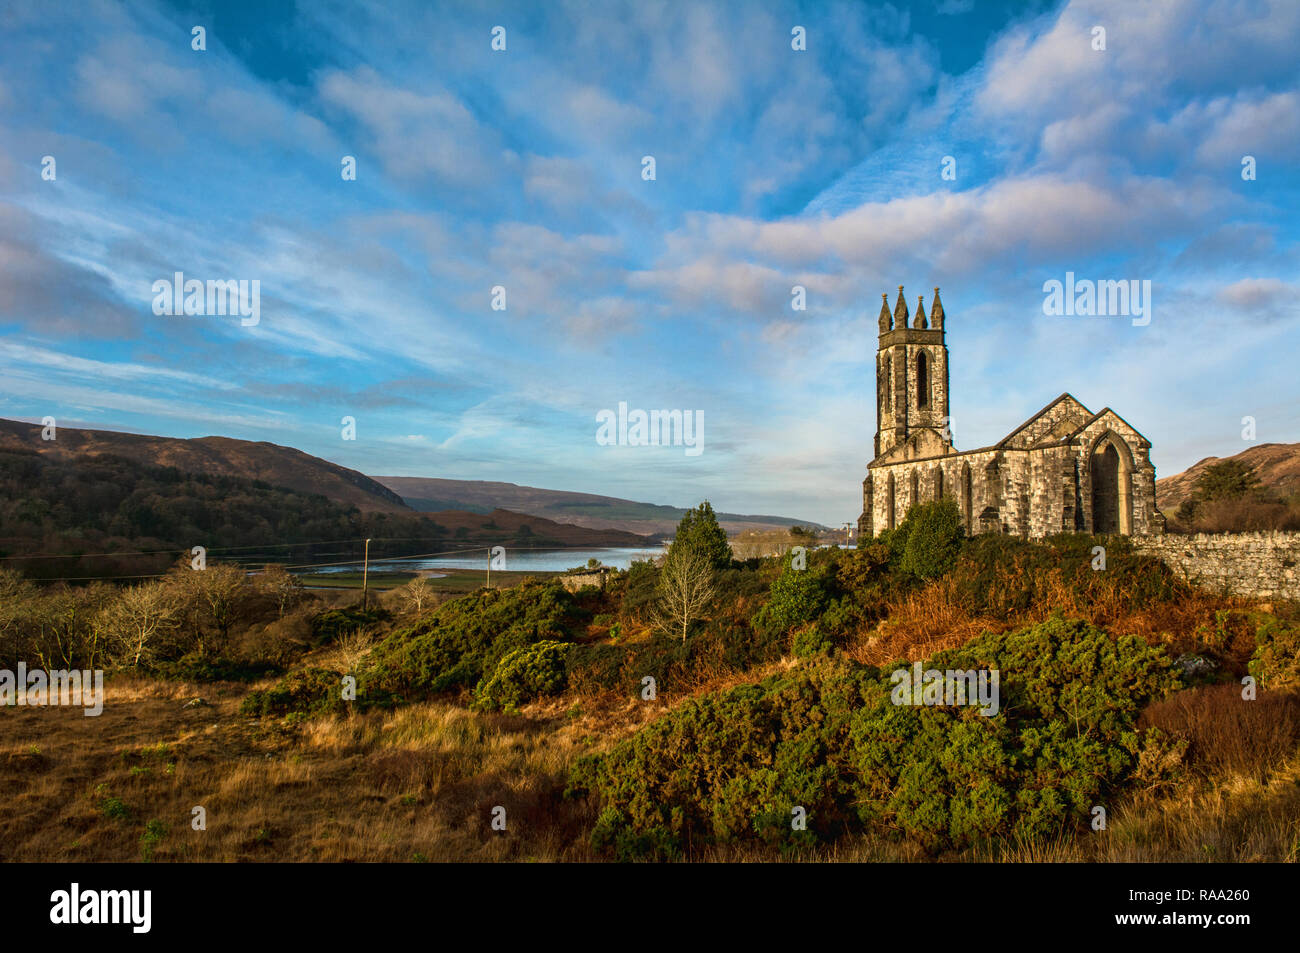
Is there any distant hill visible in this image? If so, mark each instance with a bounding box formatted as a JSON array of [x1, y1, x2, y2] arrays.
[[372, 476, 825, 538], [0, 417, 814, 545], [0, 418, 407, 513], [1157, 442, 1300, 509], [0, 445, 652, 579]]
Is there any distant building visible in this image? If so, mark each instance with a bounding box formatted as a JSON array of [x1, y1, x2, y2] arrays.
[[858, 287, 1163, 539]]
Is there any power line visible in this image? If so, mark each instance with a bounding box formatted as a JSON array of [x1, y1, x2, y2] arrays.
[[0, 536, 660, 563], [16, 542, 662, 583]]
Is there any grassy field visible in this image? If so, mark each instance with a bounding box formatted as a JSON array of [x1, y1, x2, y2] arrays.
[[3, 520, 1298, 863], [4, 673, 1297, 862]]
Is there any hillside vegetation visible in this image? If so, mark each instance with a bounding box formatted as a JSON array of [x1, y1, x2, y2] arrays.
[[373, 475, 825, 537], [1162, 445, 1300, 532], [0, 417, 407, 513], [2, 498, 1297, 862], [0, 446, 649, 580]]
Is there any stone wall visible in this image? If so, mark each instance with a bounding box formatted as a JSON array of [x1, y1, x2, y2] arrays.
[[559, 569, 611, 593], [1132, 532, 1300, 601]]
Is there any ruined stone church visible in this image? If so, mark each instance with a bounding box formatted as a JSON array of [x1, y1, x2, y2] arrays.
[[858, 287, 1163, 539]]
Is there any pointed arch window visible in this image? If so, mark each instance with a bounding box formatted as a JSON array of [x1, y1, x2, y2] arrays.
[[917, 351, 930, 409], [883, 355, 892, 413]]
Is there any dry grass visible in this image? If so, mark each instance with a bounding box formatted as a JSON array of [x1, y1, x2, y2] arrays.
[[846, 576, 1004, 667], [989, 753, 1300, 863], [1139, 682, 1300, 780], [4, 670, 1298, 862], [0, 676, 604, 862], [839, 566, 1272, 675]]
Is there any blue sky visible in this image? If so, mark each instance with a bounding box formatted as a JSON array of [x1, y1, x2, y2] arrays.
[[1, 0, 1297, 526]]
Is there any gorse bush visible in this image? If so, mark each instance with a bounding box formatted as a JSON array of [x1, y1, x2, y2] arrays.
[[899, 497, 964, 580], [619, 560, 661, 624], [475, 640, 571, 711], [569, 614, 1178, 859], [1249, 617, 1300, 690], [311, 605, 390, 645], [243, 581, 582, 716], [363, 580, 580, 699], [240, 667, 353, 718], [791, 625, 836, 658], [566, 619, 784, 699], [947, 534, 1186, 619], [752, 550, 829, 639]]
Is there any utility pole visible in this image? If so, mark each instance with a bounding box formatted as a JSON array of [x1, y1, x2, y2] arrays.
[[361, 538, 371, 608]]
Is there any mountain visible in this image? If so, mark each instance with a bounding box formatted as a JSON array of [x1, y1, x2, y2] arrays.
[[0, 417, 815, 542], [372, 476, 826, 538], [0, 433, 655, 578], [0, 417, 407, 513], [1157, 442, 1300, 509]]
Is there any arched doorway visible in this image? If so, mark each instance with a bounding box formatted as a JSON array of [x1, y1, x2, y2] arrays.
[[1089, 435, 1133, 534]]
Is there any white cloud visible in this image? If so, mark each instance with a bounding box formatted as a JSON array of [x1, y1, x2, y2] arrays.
[[317, 67, 506, 186]]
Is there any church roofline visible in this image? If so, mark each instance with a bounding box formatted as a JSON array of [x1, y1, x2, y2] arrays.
[[1061, 407, 1153, 448], [994, 392, 1092, 449]]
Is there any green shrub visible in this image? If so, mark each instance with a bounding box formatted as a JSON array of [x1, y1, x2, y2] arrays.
[[140, 819, 167, 862], [475, 640, 572, 711], [570, 614, 1178, 858], [620, 560, 660, 622], [311, 605, 390, 645], [153, 653, 281, 682], [949, 534, 1186, 618], [1249, 618, 1300, 690], [899, 498, 964, 579], [239, 667, 354, 718], [100, 795, 131, 821], [363, 580, 579, 700], [713, 565, 771, 604], [875, 524, 911, 567], [566, 619, 783, 698], [792, 625, 835, 658], [753, 552, 828, 638]]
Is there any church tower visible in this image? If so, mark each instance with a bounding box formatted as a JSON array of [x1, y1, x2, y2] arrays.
[[874, 286, 950, 457]]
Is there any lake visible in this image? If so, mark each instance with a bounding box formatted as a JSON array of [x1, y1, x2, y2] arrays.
[[303, 545, 667, 575]]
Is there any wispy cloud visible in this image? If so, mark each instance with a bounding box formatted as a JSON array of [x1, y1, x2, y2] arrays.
[[0, 0, 1297, 523]]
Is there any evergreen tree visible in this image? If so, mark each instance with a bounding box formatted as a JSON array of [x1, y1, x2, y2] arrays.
[[667, 501, 732, 569], [1194, 460, 1263, 502]]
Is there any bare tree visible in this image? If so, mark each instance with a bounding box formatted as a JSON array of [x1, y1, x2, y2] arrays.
[[653, 545, 716, 643], [97, 582, 180, 670], [393, 576, 435, 616], [166, 563, 249, 657], [0, 569, 38, 667], [333, 626, 378, 673], [254, 564, 302, 618]]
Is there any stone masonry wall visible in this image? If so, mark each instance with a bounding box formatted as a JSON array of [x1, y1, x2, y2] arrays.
[[559, 569, 611, 593], [1132, 532, 1300, 601]]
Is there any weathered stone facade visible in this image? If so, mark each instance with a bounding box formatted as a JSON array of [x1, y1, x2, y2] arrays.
[[559, 568, 612, 592], [1132, 532, 1300, 601], [859, 287, 1163, 540]]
